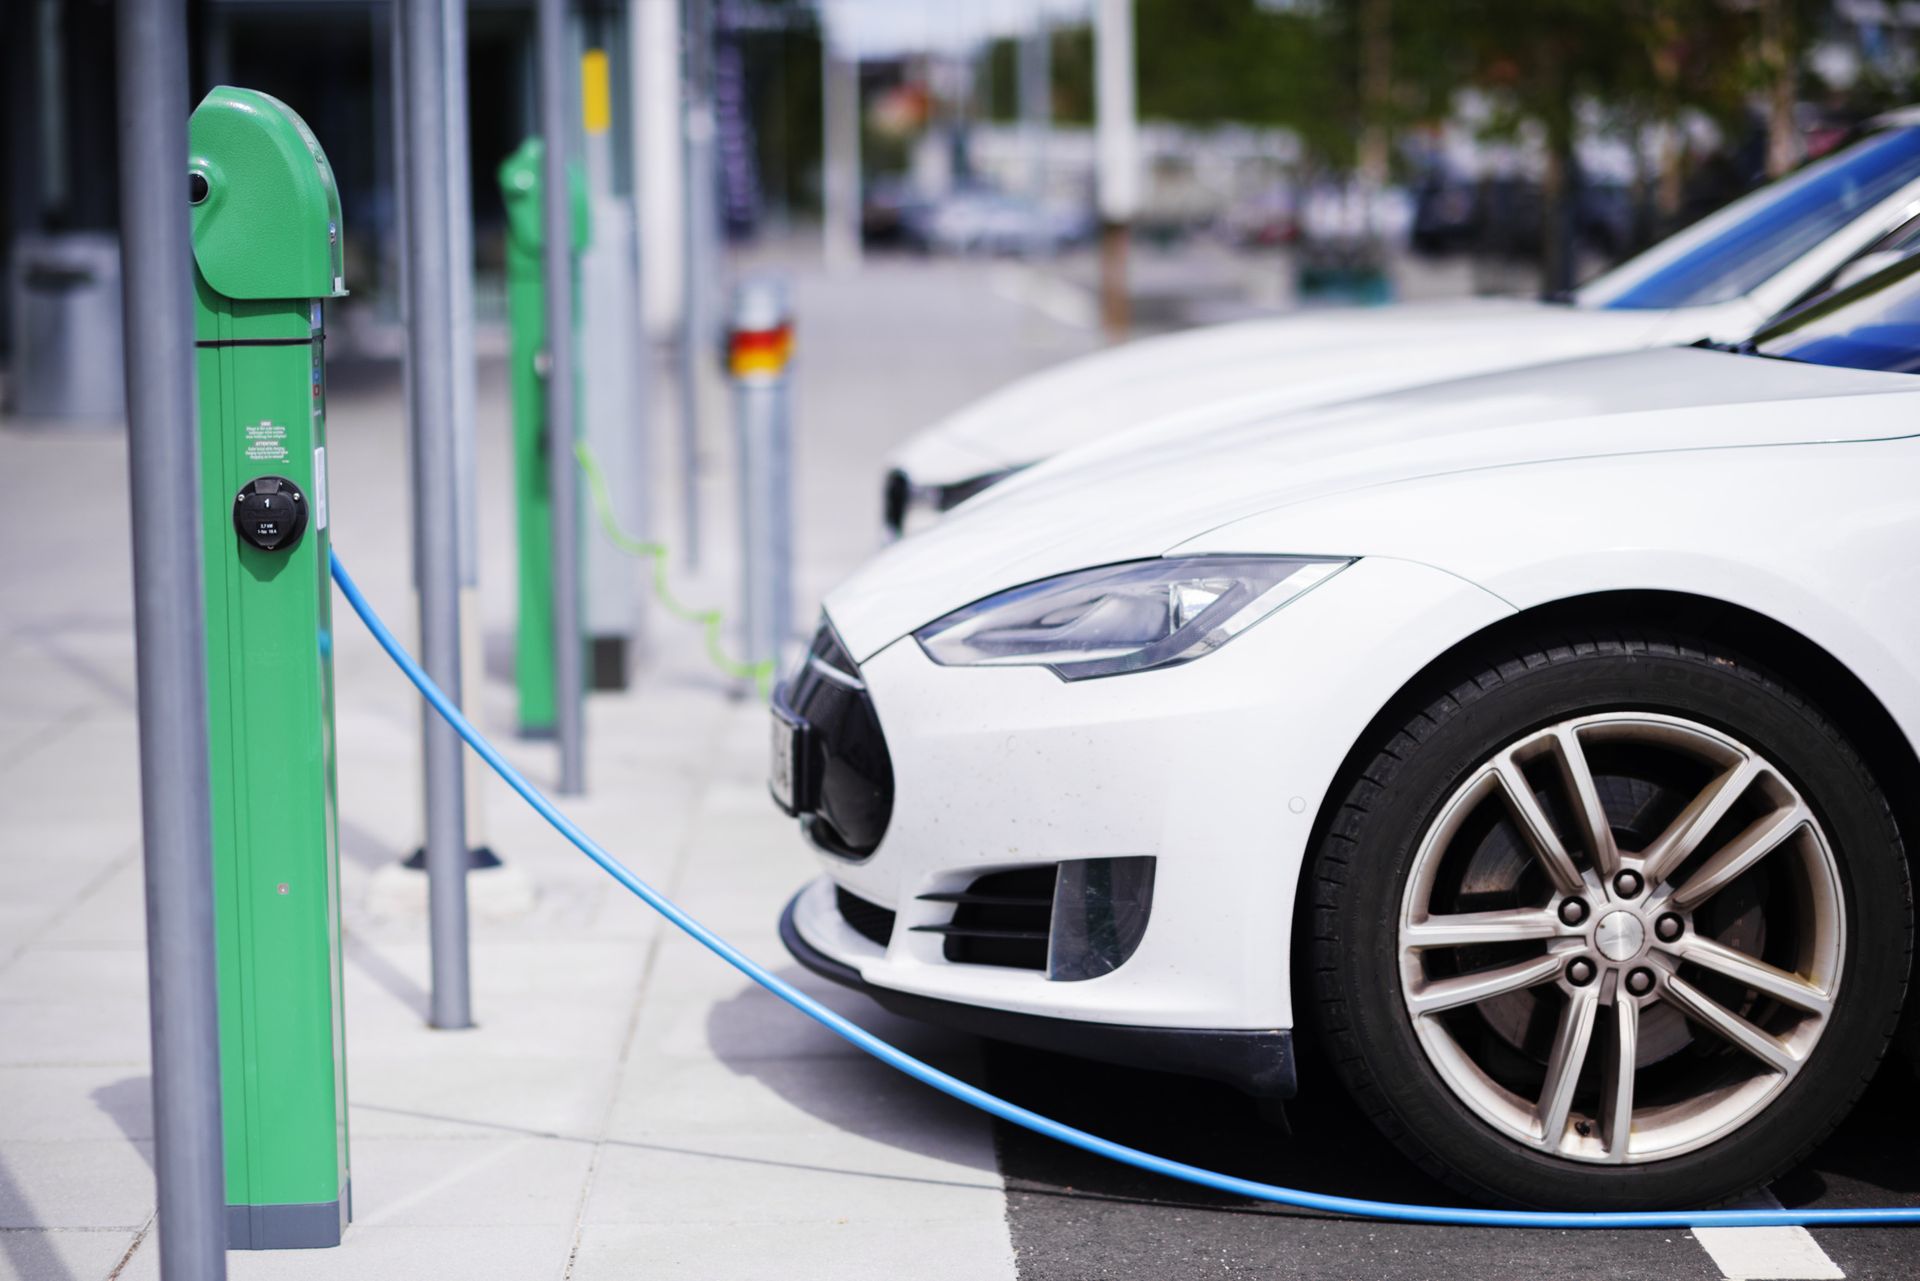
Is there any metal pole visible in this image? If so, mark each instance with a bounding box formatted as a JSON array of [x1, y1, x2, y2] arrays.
[[539, 0, 587, 794], [444, 0, 477, 588], [443, 0, 494, 857], [636, 0, 685, 345], [820, 23, 861, 272], [727, 278, 793, 670], [678, 0, 716, 569], [1019, 15, 1051, 253], [114, 2, 229, 1275], [1094, 0, 1137, 336], [399, 0, 474, 1026]]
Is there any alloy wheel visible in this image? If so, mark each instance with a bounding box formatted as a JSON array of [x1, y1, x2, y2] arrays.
[[1397, 711, 1845, 1164]]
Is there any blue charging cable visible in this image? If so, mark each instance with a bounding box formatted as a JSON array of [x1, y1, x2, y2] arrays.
[[331, 549, 1920, 1230]]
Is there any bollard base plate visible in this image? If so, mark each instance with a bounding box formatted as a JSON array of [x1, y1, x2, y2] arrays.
[[589, 635, 630, 690], [401, 845, 504, 871], [226, 1184, 348, 1250]]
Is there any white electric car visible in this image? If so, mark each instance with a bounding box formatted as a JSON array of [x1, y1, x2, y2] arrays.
[[884, 109, 1920, 535], [776, 259, 1920, 1209]]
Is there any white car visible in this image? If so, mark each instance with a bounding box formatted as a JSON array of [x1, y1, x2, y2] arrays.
[[775, 259, 1920, 1209], [884, 109, 1920, 535]]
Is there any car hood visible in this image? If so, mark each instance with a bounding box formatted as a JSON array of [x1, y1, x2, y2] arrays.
[[887, 298, 1674, 484], [830, 346, 1916, 660]]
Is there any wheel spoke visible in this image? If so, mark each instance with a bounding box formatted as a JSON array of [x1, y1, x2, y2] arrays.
[[1407, 953, 1565, 1016], [1538, 986, 1601, 1151], [1664, 975, 1800, 1075], [1602, 992, 1639, 1161], [1641, 757, 1762, 886], [1551, 725, 1620, 877], [1677, 935, 1831, 1016], [1493, 756, 1586, 896], [1404, 908, 1564, 949], [1667, 804, 1809, 911]]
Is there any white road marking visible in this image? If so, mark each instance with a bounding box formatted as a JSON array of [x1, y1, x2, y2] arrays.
[[1692, 1191, 1844, 1280]]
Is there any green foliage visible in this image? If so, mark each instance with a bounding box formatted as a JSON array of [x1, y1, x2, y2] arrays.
[[998, 0, 1796, 169], [981, 26, 1096, 126]]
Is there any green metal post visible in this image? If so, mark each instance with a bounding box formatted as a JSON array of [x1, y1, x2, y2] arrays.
[[499, 138, 588, 737], [188, 86, 350, 1251]]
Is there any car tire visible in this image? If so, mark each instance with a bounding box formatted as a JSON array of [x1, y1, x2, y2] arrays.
[[1900, 1001, 1920, 1082], [1308, 628, 1912, 1209]]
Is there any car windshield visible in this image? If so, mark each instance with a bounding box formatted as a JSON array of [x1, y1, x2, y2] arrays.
[[1579, 124, 1920, 310], [1750, 251, 1920, 373]]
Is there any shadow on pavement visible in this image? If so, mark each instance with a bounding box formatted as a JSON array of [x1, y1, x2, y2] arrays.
[[1772, 1061, 1920, 1206], [0, 1151, 79, 1281], [88, 1076, 153, 1174]]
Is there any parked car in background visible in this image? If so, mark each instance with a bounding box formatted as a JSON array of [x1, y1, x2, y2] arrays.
[[918, 186, 1094, 257], [883, 108, 1920, 535], [778, 255, 1920, 1210], [1411, 172, 1634, 261]]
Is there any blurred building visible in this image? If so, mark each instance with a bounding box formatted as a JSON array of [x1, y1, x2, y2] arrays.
[[0, 0, 629, 413]]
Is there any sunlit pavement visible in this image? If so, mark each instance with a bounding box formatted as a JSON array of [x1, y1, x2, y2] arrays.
[[2, 250, 1916, 1280]]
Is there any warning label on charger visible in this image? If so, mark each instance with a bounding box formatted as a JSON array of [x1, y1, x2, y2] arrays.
[[245, 420, 290, 463]]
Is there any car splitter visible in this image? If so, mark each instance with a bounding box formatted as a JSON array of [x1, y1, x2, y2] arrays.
[[331, 548, 1920, 1231]]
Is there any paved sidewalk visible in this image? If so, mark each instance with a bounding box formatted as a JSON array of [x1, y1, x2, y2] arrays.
[[0, 257, 1093, 1279]]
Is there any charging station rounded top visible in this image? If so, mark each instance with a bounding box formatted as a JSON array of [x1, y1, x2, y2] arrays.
[[188, 86, 347, 301]]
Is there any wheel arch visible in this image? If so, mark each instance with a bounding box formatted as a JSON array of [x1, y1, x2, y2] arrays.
[[1288, 587, 1920, 1047]]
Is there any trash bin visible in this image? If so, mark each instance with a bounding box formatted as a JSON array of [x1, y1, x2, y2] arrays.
[[6, 232, 127, 424]]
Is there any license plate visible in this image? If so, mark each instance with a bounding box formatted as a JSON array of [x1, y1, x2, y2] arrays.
[[769, 705, 804, 814]]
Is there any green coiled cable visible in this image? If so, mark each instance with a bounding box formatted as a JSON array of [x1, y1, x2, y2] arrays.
[[574, 440, 776, 699]]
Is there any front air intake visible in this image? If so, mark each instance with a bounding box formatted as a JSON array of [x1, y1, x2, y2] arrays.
[[912, 858, 1157, 979], [834, 886, 896, 949], [914, 867, 1058, 971]]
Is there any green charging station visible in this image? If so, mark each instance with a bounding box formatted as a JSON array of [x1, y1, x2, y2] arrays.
[[499, 137, 588, 737], [189, 86, 350, 1250]]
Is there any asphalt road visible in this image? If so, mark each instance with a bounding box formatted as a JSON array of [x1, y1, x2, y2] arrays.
[[983, 1040, 1920, 1280]]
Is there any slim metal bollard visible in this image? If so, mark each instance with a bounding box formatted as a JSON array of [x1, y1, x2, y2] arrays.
[[727, 279, 796, 673], [398, 0, 474, 1028], [538, 0, 587, 794], [679, 0, 719, 570], [114, 3, 229, 1274]]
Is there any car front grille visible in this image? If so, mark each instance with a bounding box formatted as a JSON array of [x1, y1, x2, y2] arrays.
[[785, 622, 894, 858]]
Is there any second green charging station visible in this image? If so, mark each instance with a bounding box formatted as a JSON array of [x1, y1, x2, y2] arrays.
[[499, 138, 588, 737]]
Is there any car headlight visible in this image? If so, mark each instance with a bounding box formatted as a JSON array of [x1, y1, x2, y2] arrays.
[[914, 556, 1351, 681]]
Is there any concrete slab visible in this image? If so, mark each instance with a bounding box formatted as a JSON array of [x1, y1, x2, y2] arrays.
[[0, 1069, 151, 1143], [0, 252, 1093, 1280], [0, 1142, 152, 1230], [0, 1227, 142, 1281], [343, 1136, 596, 1229], [578, 1130, 1002, 1226], [116, 1224, 577, 1281]]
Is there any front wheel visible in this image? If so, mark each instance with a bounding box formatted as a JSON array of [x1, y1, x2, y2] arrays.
[[1309, 630, 1912, 1209]]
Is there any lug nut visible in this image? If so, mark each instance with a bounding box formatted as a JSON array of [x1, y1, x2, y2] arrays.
[[1558, 898, 1590, 927], [1625, 967, 1657, 997], [1613, 870, 1644, 898], [1567, 957, 1597, 987], [1655, 913, 1685, 943]]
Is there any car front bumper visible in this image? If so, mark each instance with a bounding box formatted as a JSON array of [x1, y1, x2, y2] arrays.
[[774, 555, 1515, 1081], [781, 881, 1298, 1096]]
